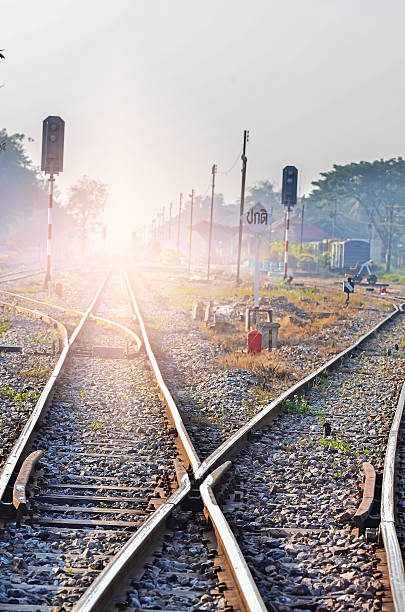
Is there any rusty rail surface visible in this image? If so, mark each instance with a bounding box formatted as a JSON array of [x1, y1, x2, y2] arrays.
[[353, 462, 376, 533], [381, 382, 405, 611]]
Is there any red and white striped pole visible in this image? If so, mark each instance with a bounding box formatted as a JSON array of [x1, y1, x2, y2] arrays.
[[283, 207, 290, 279], [44, 173, 54, 288]]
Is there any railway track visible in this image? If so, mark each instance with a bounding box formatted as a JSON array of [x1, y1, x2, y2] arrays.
[[0, 269, 184, 610], [0, 268, 44, 286], [381, 383, 405, 611], [1, 266, 405, 611], [0, 269, 259, 612]]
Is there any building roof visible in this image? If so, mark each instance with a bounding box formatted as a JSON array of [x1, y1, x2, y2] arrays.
[[192, 220, 239, 241], [268, 214, 330, 241]]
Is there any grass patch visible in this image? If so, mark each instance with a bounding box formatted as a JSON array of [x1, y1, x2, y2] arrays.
[[283, 394, 322, 416], [0, 317, 10, 336], [380, 271, 405, 284], [19, 364, 50, 379]]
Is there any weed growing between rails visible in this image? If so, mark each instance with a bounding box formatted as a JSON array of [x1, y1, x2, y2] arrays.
[[0, 386, 40, 403], [0, 317, 10, 336]]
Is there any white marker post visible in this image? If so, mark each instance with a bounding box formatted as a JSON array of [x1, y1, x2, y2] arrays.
[[242, 202, 269, 311]]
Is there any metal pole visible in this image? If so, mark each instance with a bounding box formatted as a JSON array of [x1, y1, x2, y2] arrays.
[[177, 193, 182, 255], [162, 206, 165, 241], [254, 234, 260, 308], [236, 130, 248, 285], [44, 172, 54, 288], [169, 202, 172, 241], [300, 201, 305, 252], [207, 164, 217, 280], [188, 189, 194, 276], [283, 207, 290, 279]]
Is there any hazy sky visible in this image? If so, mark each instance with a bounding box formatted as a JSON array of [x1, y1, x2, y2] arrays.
[[2, 0, 405, 237]]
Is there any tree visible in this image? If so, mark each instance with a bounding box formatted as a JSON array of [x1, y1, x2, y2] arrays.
[[246, 180, 282, 221], [308, 158, 405, 272], [0, 130, 46, 245], [0, 129, 73, 250], [64, 175, 108, 257]]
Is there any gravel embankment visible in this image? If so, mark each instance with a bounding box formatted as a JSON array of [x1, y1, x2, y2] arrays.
[[0, 306, 60, 470], [219, 314, 405, 611], [129, 267, 394, 462]]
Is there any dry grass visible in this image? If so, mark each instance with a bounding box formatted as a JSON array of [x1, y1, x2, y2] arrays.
[[206, 321, 246, 352], [217, 350, 290, 385], [278, 312, 340, 344]]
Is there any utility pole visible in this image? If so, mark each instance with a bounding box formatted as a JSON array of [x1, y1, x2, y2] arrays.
[[300, 200, 305, 252], [386, 204, 394, 272], [168, 202, 173, 241], [236, 130, 249, 285], [188, 189, 194, 276], [207, 164, 217, 280], [177, 192, 182, 256], [270, 206, 274, 241]]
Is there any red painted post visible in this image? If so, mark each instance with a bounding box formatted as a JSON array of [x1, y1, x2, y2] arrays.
[[247, 329, 262, 354]]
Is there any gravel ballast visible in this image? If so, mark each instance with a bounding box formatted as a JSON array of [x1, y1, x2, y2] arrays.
[[129, 267, 395, 463], [218, 314, 405, 611], [0, 305, 60, 471]]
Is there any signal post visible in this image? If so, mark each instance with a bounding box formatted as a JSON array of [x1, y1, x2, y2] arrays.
[[41, 116, 65, 288], [281, 166, 298, 280]]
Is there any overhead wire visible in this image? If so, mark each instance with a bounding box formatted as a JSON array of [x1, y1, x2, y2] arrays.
[[218, 147, 243, 176]]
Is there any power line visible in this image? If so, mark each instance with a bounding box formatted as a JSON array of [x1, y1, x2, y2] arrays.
[[218, 147, 243, 176]]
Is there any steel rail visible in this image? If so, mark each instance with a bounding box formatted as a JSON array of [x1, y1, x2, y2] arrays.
[[125, 270, 201, 475], [0, 268, 112, 509], [200, 461, 267, 611], [0, 270, 44, 284], [195, 300, 404, 481], [0, 266, 42, 278], [0, 289, 142, 352], [381, 382, 405, 611], [73, 473, 191, 612]]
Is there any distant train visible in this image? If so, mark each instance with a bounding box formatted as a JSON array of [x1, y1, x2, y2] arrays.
[[330, 239, 377, 284]]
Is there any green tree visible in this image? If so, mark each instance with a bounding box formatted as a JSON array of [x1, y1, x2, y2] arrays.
[[0, 130, 45, 245], [246, 180, 282, 220], [64, 175, 108, 256], [308, 158, 405, 272], [0, 129, 74, 250]]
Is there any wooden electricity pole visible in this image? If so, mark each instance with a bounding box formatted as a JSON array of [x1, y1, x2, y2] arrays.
[[168, 202, 173, 241], [188, 189, 194, 275], [236, 130, 249, 285], [207, 165, 217, 280], [177, 193, 182, 255]]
